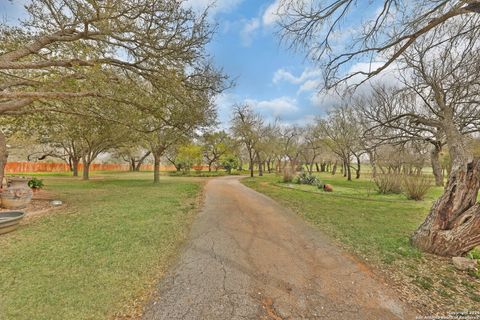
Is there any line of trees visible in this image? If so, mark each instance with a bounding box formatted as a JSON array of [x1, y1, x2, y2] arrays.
[[0, 0, 228, 183], [276, 0, 480, 256]]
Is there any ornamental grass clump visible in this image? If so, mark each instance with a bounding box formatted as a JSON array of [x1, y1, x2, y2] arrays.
[[282, 167, 294, 183], [374, 174, 402, 194], [402, 175, 432, 201], [294, 172, 320, 185]]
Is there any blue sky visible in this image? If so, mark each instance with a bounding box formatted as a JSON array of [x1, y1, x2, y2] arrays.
[[199, 0, 326, 127], [0, 0, 338, 127]]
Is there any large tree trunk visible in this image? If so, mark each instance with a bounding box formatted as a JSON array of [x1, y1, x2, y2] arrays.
[[368, 149, 377, 179], [130, 158, 136, 171], [153, 154, 160, 184], [82, 157, 90, 180], [320, 162, 326, 172], [355, 155, 361, 179], [412, 107, 480, 256], [346, 159, 352, 181], [0, 131, 8, 188], [249, 149, 254, 177], [72, 157, 80, 177], [411, 158, 480, 256], [332, 161, 337, 175], [431, 144, 444, 187]]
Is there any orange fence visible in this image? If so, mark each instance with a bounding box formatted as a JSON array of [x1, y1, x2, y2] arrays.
[[5, 162, 176, 173], [4, 162, 212, 173]]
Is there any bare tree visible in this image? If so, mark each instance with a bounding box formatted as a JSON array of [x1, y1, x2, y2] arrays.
[[317, 106, 364, 181], [300, 124, 324, 174], [278, 125, 302, 173], [356, 86, 447, 186], [231, 104, 264, 178], [278, 0, 480, 89], [356, 24, 480, 255]]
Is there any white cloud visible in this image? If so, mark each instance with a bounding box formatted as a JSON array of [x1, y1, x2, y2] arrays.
[[262, 0, 282, 26], [213, 92, 239, 129], [310, 91, 343, 109], [298, 79, 321, 93], [246, 96, 299, 117], [345, 61, 403, 90], [273, 67, 322, 85], [183, 0, 243, 16], [240, 18, 260, 46], [309, 60, 404, 109]]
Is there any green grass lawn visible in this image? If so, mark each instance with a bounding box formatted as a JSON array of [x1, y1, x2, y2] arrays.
[[0, 172, 202, 320], [242, 172, 480, 314]]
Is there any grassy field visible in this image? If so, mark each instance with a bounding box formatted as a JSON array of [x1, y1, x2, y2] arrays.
[[242, 173, 480, 314], [0, 172, 202, 320]]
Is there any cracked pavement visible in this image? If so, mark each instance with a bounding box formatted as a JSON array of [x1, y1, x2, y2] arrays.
[[142, 176, 416, 320]]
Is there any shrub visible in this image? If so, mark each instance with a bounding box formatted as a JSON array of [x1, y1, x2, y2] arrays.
[[220, 154, 239, 174], [282, 167, 294, 183], [402, 175, 432, 201], [316, 180, 325, 189], [294, 172, 319, 185], [467, 247, 480, 260], [374, 174, 402, 194], [28, 177, 44, 189]]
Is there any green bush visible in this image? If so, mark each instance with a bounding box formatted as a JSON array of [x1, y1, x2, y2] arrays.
[[403, 175, 432, 201], [28, 177, 44, 189], [467, 247, 480, 260], [374, 174, 402, 194], [220, 154, 239, 174], [316, 180, 325, 189]]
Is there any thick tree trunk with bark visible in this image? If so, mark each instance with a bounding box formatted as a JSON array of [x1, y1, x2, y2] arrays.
[[0, 131, 8, 188], [332, 161, 337, 175], [346, 159, 352, 181], [82, 157, 90, 180], [248, 149, 254, 177], [431, 144, 444, 187], [153, 154, 160, 184], [411, 158, 480, 256], [320, 162, 327, 172], [72, 157, 80, 177], [368, 149, 377, 179], [130, 158, 136, 171], [355, 155, 361, 179], [412, 108, 480, 256]]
